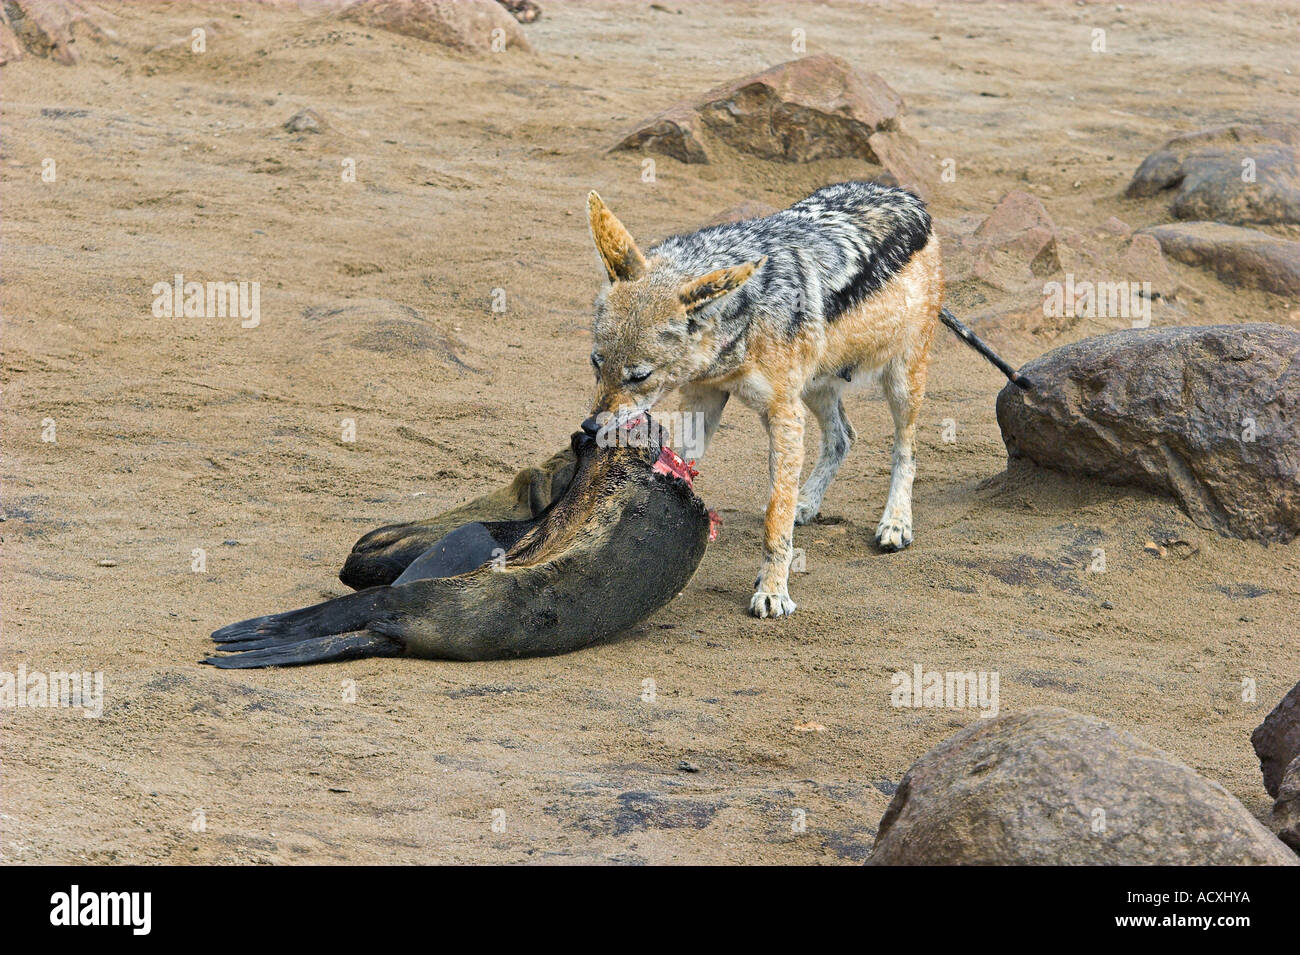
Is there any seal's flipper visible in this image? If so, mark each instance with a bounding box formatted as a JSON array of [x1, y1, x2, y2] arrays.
[[339, 446, 578, 589], [391, 519, 535, 584], [393, 522, 499, 583], [208, 587, 397, 666], [204, 631, 400, 669], [205, 587, 404, 668]]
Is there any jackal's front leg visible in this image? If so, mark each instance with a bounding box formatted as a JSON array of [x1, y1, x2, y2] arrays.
[[750, 399, 804, 619]]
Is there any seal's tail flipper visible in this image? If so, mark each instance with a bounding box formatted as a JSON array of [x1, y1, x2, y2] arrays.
[[939, 307, 1033, 390], [204, 588, 402, 669]]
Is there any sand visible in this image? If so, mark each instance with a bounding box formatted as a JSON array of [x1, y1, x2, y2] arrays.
[[3, 0, 1297, 864]]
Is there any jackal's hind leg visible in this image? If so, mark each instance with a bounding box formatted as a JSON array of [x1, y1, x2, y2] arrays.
[[875, 355, 926, 552], [795, 381, 855, 525]]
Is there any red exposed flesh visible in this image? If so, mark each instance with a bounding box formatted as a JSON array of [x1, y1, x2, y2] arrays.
[[621, 416, 717, 541], [653, 446, 698, 488]]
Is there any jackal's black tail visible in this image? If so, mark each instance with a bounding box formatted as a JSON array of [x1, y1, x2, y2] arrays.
[[939, 307, 1033, 390]]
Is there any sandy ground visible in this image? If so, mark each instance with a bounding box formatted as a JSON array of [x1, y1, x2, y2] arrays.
[[3, 0, 1298, 864]]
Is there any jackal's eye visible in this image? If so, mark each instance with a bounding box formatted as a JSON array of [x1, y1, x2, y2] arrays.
[[624, 368, 652, 385]]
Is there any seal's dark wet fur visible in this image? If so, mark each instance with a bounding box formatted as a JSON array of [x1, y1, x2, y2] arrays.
[[206, 426, 710, 667]]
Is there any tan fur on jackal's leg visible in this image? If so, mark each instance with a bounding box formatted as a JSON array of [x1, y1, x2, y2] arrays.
[[795, 380, 855, 525], [875, 347, 931, 551], [751, 398, 805, 618]]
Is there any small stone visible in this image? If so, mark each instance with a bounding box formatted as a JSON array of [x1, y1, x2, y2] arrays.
[[1100, 600, 1114, 609], [284, 108, 325, 134], [677, 760, 700, 773], [96, 559, 117, 567]]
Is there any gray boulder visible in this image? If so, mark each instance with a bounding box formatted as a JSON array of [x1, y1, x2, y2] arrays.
[[1253, 679, 1300, 798], [996, 324, 1300, 543], [284, 108, 326, 134], [865, 708, 1297, 865], [1272, 756, 1300, 854], [1126, 124, 1300, 226], [1141, 222, 1300, 296]]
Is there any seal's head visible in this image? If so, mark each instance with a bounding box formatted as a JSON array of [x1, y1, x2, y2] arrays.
[[578, 410, 673, 465]]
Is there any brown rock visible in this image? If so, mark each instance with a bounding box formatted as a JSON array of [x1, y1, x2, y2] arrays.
[[496, 0, 540, 23], [970, 191, 1061, 291], [0, 0, 117, 65], [1252, 679, 1300, 799], [1098, 215, 1132, 236], [1272, 756, 1300, 855], [343, 0, 530, 53], [1126, 124, 1300, 226], [1140, 222, 1300, 296], [996, 324, 1300, 543], [284, 108, 327, 134], [616, 104, 710, 165], [0, 11, 22, 65], [613, 55, 931, 195], [866, 708, 1297, 865], [864, 129, 933, 200], [1119, 233, 1175, 298]]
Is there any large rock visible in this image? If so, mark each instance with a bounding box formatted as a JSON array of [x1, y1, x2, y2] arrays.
[[0, 0, 117, 65], [613, 55, 932, 195], [865, 708, 1297, 865], [996, 324, 1300, 543], [1140, 222, 1300, 296], [943, 200, 1176, 339], [1253, 679, 1300, 798], [969, 190, 1061, 290], [496, 0, 540, 22], [1126, 124, 1300, 226], [0, 12, 22, 66], [1272, 757, 1300, 854], [343, 0, 531, 53]]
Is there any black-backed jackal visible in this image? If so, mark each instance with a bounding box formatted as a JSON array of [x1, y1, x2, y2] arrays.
[[585, 181, 1030, 619]]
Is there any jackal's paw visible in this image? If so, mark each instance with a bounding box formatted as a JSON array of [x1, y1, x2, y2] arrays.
[[874, 516, 913, 552], [750, 589, 797, 619], [793, 499, 820, 526]]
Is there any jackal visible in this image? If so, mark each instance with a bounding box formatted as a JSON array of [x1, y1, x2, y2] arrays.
[[585, 181, 1030, 619]]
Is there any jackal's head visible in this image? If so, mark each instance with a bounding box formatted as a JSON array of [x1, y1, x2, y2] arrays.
[[585, 191, 762, 424]]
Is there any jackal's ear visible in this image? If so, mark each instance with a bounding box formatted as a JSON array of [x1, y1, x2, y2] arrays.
[[679, 257, 765, 313], [588, 191, 646, 282]]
